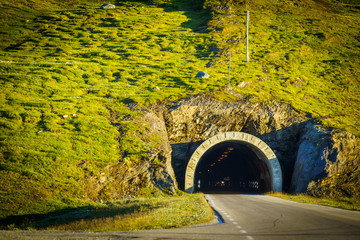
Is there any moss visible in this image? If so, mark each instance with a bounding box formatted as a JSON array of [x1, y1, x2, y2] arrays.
[[0, 0, 359, 219]]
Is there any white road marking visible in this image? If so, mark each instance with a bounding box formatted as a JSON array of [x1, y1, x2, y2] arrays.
[[206, 195, 255, 240]]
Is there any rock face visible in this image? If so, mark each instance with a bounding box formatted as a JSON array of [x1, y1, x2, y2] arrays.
[[165, 94, 308, 191], [163, 94, 357, 194], [84, 107, 176, 201], [307, 131, 360, 199], [289, 122, 335, 193], [141, 109, 176, 192], [88, 94, 358, 199]]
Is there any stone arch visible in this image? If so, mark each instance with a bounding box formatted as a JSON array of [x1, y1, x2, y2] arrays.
[[185, 132, 282, 193]]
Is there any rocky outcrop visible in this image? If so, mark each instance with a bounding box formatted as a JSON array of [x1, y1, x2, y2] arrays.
[[85, 94, 358, 199], [165, 95, 307, 143], [164, 94, 358, 195], [307, 131, 360, 199], [289, 122, 335, 193], [84, 106, 176, 201], [165, 94, 308, 191], [141, 109, 177, 192]]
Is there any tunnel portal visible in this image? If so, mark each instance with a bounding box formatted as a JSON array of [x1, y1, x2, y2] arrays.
[[194, 141, 271, 193], [185, 132, 282, 193]]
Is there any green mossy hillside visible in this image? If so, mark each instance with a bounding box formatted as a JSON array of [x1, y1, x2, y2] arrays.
[[0, 0, 359, 219], [1, 0, 217, 218], [204, 0, 360, 134]]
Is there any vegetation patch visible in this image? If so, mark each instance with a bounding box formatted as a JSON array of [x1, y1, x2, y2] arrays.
[[267, 192, 360, 211], [203, 0, 360, 135], [0, 193, 214, 231], [0, 0, 359, 222]]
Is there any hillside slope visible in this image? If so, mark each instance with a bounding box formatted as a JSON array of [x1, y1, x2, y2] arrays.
[[204, 0, 360, 133], [0, 0, 359, 218]]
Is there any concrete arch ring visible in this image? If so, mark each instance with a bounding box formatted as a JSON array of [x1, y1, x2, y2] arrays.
[[184, 132, 282, 193]]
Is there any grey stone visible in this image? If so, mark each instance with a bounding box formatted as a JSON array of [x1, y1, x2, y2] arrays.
[[195, 71, 210, 78], [238, 81, 250, 88], [101, 4, 116, 9]]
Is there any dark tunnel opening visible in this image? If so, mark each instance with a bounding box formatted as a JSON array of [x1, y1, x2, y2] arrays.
[[194, 141, 271, 193]]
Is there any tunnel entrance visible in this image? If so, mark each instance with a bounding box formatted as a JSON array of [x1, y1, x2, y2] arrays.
[[194, 141, 271, 193], [185, 132, 282, 193]]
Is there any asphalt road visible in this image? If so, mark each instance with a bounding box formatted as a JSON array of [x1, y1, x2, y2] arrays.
[[1, 194, 360, 240], [205, 194, 360, 240]]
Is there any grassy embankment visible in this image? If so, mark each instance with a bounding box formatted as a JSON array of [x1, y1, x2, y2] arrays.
[[1, 193, 214, 230], [0, 0, 359, 229], [203, 0, 360, 134], [0, 0, 216, 221], [268, 192, 360, 211]]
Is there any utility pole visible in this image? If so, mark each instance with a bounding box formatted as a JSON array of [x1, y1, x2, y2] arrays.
[[246, 10, 250, 63], [228, 53, 231, 88]]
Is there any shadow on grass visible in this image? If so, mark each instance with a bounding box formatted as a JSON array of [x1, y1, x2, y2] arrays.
[[99, 18, 121, 28], [0, 202, 154, 230], [115, 0, 211, 33]]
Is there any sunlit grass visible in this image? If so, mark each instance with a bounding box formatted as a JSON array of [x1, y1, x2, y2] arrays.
[[0, 0, 359, 220], [50, 194, 213, 231], [1, 193, 214, 231], [267, 192, 360, 211]]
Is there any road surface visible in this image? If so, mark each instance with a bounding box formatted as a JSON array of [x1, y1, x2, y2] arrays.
[[1, 194, 360, 240]]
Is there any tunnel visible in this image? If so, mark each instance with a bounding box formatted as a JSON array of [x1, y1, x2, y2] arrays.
[[194, 141, 271, 193], [184, 132, 282, 193]]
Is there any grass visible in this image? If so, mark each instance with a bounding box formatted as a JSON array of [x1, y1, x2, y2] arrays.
[[204, 0, 360, 135], [0, 0, 359, 223], [267, 192, 360, 211], [0, 0, 222, 219], [0, 193, 214, 231]]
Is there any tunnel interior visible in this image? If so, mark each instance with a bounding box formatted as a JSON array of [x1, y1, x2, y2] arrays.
[[194, 141, 271, 193]]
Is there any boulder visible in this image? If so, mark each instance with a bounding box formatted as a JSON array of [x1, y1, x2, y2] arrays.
[[101, 4, 116, 9], [151, 86, 160, 91], [195, 71, 209, 78]]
